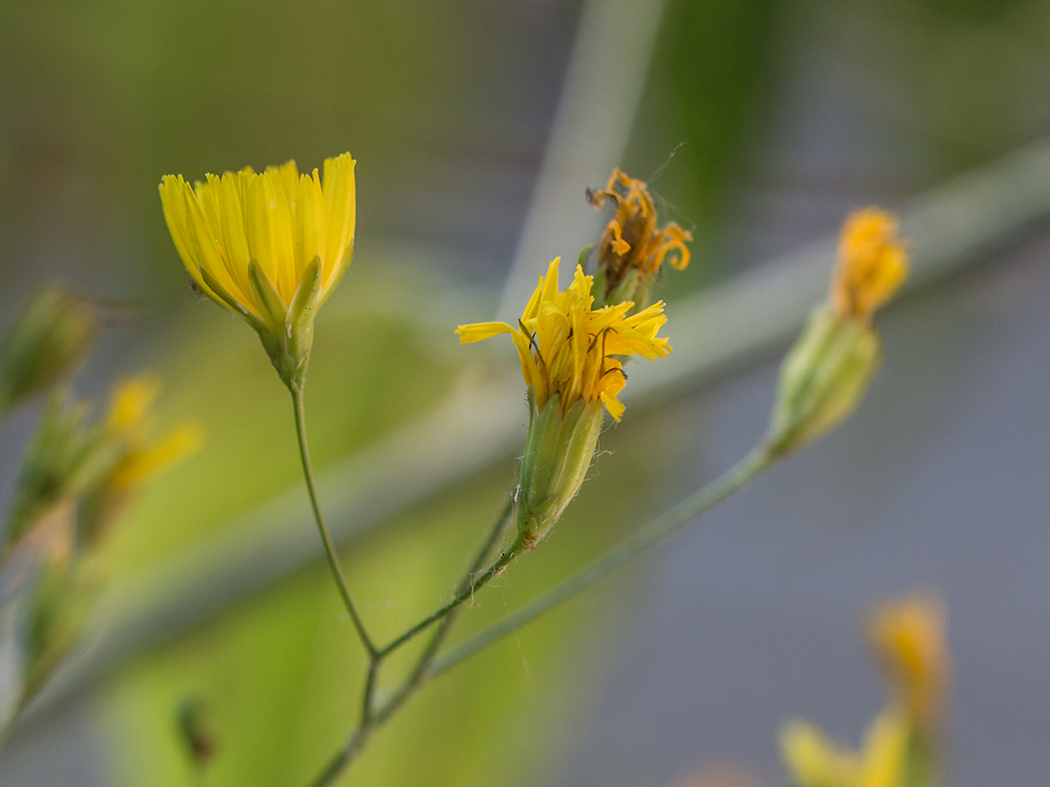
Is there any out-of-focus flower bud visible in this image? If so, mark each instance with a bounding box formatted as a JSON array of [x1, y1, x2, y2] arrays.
[[766, 209, 907, 457], [587, 168, 691, 311], [0, 287, 97, 413], [7, 378, 201, 549], [866, 593, 950, 734], [6, 392, 114, 547], [515, 393, 604, 551]]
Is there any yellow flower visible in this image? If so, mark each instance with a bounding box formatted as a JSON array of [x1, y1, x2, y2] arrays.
[[587, 168, 692, 308], [780, 711, 910, 787], [831, 209, 908, 322], [159, 153, 356, 387], [866, 594, 950, 732], [456, 257, 670, 422], [105, 377, 202, 491]]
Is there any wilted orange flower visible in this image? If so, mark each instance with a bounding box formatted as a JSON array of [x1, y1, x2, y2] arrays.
[[588, 168, 691, 288]]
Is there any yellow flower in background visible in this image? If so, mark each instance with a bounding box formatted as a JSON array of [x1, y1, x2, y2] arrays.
[[105, 377, 202, 491], [780, 719, 863, 787], [456, 257, 670, 422], [766, 208, 909, 457], [831, 209, 908, 322], [587, 168, 692, 309], [866, 593, 950, 731], [159, 153, 356, 387], [780, 710, 911, 787]]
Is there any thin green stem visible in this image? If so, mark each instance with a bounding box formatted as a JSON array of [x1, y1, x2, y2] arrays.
[[306, 445, 771, 787], [428, 443, 773, 678], [376, 530, 522, 658], [374, 497, 513, 725], [309, 498, 513, 787], [291, 386, 377, 659]]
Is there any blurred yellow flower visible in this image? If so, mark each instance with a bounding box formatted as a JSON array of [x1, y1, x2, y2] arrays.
[[105, 377, 202, 491], [866, 593, 950, 731], [159, 153, 356, 320], [456, 257, 670, 422], [831, 209, 908, 322], [780, 711, 910, 787]]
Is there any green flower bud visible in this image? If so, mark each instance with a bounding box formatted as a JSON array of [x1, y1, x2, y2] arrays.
[[0, 287, 96, 413], [515, 393, 604, 550], [767, 307, 881, 457]]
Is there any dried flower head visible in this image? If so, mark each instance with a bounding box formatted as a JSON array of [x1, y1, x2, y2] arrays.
[[587, 168, 691, 307]]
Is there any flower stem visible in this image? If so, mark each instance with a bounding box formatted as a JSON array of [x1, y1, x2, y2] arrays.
[[305, 444, 772, 787], [376, 526, 522, 658], [309, 498, 513, 787], [428, 443, 774, 678], [291, 386, 377, 659]]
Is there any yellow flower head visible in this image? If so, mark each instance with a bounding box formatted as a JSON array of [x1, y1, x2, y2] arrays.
[[456, 258, 671, 422], [589, 168, 692, 281], [780, 711, 910, 787], [159, 153, 356, 321], [105, 377, 202, 491], [866, 593, 950, 731], [831, 209, 908, 322]]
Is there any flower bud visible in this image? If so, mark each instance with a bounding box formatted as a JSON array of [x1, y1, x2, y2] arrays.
[[767, 208, 908, 457], [515, 393, 604, 550], [766, 307, 881, 457], [0, 287, 96, 413]]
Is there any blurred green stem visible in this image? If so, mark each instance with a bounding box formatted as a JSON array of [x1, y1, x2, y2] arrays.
[[291, 386, 377, 659], [308, 445, 772, 787]]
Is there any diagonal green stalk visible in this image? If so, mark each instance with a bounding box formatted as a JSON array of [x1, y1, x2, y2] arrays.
[[306, 443, 773, 787], [429, 443, 773, 677], [291, 386, 378, 659], [311, 498, 514, 787]]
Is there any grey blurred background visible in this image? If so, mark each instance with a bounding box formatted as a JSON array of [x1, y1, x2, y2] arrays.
[[1, 0, 1049, 785]]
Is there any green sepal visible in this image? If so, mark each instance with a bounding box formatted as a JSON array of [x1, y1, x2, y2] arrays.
[[515, 393, 604, 550], [767, 307, 882, 457], [197, 267, 267, 336], [286, 256, 321, 365], [246, 259, 288, 337]]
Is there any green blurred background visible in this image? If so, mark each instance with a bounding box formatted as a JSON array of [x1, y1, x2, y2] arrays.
[[2, 0, 1050, 785]]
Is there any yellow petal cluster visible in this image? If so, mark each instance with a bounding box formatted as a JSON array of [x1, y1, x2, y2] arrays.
[[456, 258, 670, 421], [831, 209, 908, 321], [866, 594, 950, 730], [780, 711, 911, 787], [106, 377, 202, 490], [159, 153, 356, 319], [588, 167, 691, 282]]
